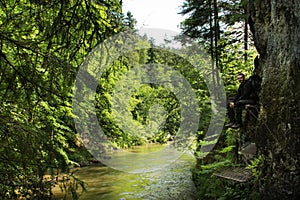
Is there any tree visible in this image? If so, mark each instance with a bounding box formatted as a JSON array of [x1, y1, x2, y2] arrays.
[[179, 0, 257, 96], [249, 0, 300, 198], [180, 0, 220, 70], [180, 0, 253, 69], [0, 0, 126, 198]]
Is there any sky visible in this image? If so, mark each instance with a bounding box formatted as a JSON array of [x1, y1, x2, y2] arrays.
[[122, 0, 185, 33]]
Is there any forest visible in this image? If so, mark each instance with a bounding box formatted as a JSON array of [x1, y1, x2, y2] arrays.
[[0, 0, 299, 199]]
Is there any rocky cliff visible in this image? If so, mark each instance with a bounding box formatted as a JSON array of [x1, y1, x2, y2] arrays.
[[249, 0, 300, 199]]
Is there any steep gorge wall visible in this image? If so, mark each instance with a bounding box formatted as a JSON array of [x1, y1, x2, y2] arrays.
[[249, 0, 300, 199]]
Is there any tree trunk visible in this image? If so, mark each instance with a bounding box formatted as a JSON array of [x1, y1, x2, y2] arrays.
[[209, 0, 216, 96], [249, 0, 300, 199], [213, 0, 220, 72], [244, 5, 248, 62]]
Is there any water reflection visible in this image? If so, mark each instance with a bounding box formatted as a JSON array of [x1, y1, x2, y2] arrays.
[[53, 144, 197, 200]]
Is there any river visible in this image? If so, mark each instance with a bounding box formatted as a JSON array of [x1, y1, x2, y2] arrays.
[[53, 144, 198, 200]]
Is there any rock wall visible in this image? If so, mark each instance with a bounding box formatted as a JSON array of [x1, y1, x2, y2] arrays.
[[249, 0, 300, 199]]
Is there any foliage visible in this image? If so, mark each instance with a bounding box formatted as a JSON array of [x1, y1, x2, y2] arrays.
[[192, 127, 258, 199], [0, 0, 128, 198], [246, 156, 263, 178], [95, 41, 213, 148]]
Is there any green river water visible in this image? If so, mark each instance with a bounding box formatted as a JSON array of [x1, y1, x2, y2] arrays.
[[53, 144, 198, 200]]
